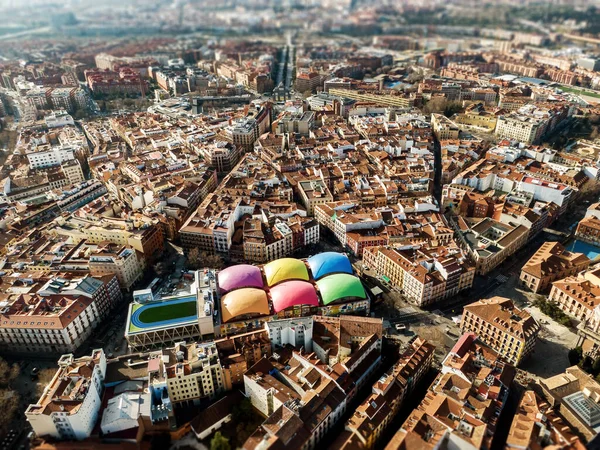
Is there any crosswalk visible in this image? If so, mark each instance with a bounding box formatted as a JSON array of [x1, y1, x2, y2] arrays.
[[496, 275, 510, 283]]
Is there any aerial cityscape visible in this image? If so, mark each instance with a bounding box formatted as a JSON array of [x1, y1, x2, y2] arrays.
[[4, 0, 600, 449]]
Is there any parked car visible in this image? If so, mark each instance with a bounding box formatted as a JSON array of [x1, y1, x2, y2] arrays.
[[395, 323, 407, 333]]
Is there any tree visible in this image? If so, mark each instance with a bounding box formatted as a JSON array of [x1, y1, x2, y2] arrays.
[[203, 252, 224, 270], [210, 432, 231, 450], [0, 128, 18, 152], [443, 101, 463, 118], [36, 368, 58, 396], [580, 355, 594, 374], [422, 97, 448, 115], [153, 261, 168, 277], [73, 109, 88, 120], [0, 357, 19, 388], [405, 70, 424, 84], [233, 397, 253, 422], [568, 346, 583, 366], [187, 247, 201, 270], [592, 357, 600, 377], [0, 389, 19, 436], [588, 114, 600, 125]]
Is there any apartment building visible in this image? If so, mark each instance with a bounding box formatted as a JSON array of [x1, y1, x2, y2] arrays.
[[362, 246, 475, 306], [297, 180, 334, 216], [89, 245, 144, 291], [0, 275, 121, 354], [0, 292, 100, 355], [3, 161, 85, 203], [244, 360, 347, 450], [548, 270, 600, 342], [26, 349, 106, 440], [60, 160, 86, 186], [51, 216, 165, 263], [315, 203, 384, 249], [244, 358, 300, 417], [386, 332, 515, 450], [181, 196, 317, 261], [215, 329, 272, 390], [244, 330, 383, 450], [196, 140, 243, 174], [275, 110, 315, 136], [451, 157, 575, 216], [495, 114, 545, 144], [454, 108, 499, 131], [51, 180, 108, 213], [295, 71, 324, 93], [222, 118, 260, 151], [26, 145, 77, 170], [494, 104, 569, 145], [37, 274, 122, 320], [454, 217, 529, 275], [506, 390, 582, 449], [460, 297, 540, 365], [331, 338, 435, 450], [520, 242, 590, 293], [84, 67, 147, 96], [265, 316, 313, 351], [165, 342, 225, 405], [495, 57, 543, 78], [327, 88, 416, 108], [576, 215, 600, 246], [539, 366, 600, 442], [431, 113, 460, 140], [45, 111, 74, 128]]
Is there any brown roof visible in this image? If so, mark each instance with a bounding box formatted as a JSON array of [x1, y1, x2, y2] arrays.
[[190, 390, 245, 435], [463, 296, 540, 341], [521, 241, 590, 279]]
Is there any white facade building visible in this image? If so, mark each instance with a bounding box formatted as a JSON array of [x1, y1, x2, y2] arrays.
[[26, 350, 106, 440], [165, 342, 225, 405], [45, 111, 75, 128], [26, 145, 77, 169], [266, 317, 313, 352]]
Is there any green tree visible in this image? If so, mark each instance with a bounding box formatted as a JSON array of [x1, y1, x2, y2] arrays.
[[568, 346, 583, 366], [443, 101, 464, 118], [233, 397, 253, 422], [592, 357, 600, 376], [210, 431, 231, 450], [580, 355, 594, 374]]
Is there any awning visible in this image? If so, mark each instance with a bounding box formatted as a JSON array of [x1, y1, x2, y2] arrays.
[[370, 286, 383, 296]]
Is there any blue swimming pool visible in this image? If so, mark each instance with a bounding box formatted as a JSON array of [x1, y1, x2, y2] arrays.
[[566, 239, 600, 261]]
